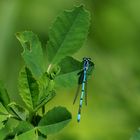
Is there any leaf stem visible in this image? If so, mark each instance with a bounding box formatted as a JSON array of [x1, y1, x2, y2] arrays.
[[47, 64, 52, 73]]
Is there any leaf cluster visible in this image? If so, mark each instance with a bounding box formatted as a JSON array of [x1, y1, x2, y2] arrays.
[[0, 5, 90, 140]]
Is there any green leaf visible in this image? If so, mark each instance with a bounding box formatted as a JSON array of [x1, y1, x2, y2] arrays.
[[14, 129, 38, 140], [58, 56, 82, 75], [55, 56, 82, 88], [18, 67, 39, 110], [2, 121, 34, 140], [0, 118, 20, 139], [130, 128, 140, 140], [55, 72, 78, 88], [38, 131, 47, 140], [38, 136, 47, 140], [36, 73, 56, 108], [0, 121, 35, 140], [0, 81, 10, 109], [0, 103, 9, 129], [38, 106, 72, 135], [16, 31, 44, 78], [0, 115, 8, 129], [8, 102, 29, 121], [35, 90, 56, 111], [13, 121, 34, 136], [47, 5, 90, 65], [5, 118, 20, 131], [48, 65, 61, 79], [0, 102, 9, 115], [37, 73, 52, 104], [0, 126, 9, 140]]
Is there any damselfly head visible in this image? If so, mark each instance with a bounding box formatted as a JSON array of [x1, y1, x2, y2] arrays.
[[83, 57, 91, 61], [83, 57, 95, 71]]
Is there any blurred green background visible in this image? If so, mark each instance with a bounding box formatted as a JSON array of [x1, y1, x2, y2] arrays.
[[0, 0, 140, 140]]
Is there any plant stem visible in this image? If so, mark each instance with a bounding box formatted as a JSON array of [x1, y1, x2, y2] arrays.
[[47, 64, 52, 73], [42, 105, 45, 115]]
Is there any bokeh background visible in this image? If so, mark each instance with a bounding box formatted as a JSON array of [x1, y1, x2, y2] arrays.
[[0, 0, 140, 140]]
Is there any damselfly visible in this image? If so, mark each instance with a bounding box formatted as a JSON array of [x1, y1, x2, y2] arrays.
[[73, 57, 94, 122]]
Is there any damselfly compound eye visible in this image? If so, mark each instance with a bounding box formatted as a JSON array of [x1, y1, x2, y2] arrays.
[[83, 57, 86, 60], [88, 58, 91, 61]]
